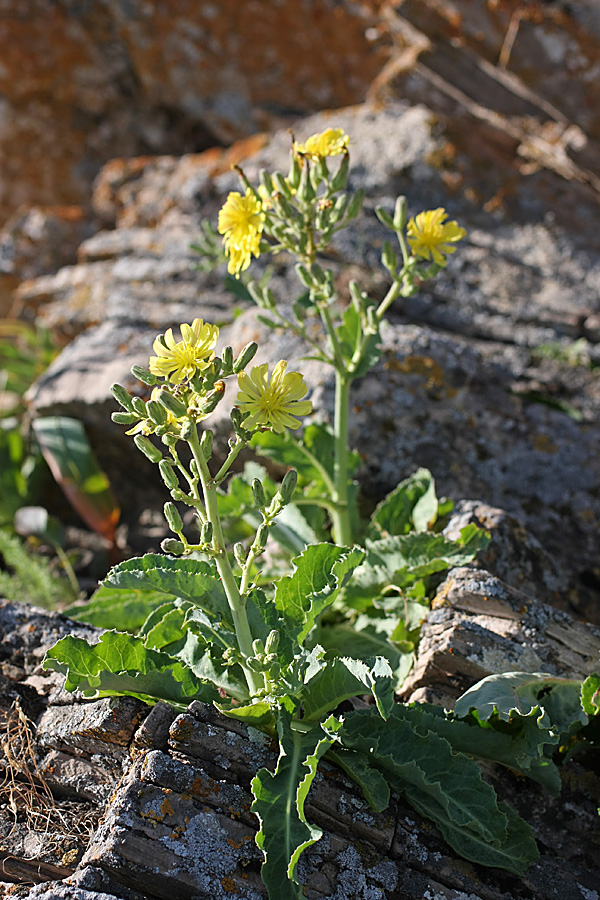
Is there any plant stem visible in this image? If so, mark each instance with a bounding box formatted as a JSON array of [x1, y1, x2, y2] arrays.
[[187, 430, 262, 696], [331, 370, 353, 545]]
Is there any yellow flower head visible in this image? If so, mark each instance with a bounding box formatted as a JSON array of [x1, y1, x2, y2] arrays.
[[218, 188, 265, 276], [148, 319, 219, 384], [293, 128, 350, 161], [236, 361, 312, 433], [406, 208, 467, 267]]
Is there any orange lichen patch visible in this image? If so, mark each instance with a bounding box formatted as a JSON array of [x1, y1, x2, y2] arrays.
[[385, 354, 456, 395], [533, 433, 558, 453], [160, 795, 175, 817], [190, 775, 221, 799], [227, 836, 253, 850], [220, 877, 238, 894]]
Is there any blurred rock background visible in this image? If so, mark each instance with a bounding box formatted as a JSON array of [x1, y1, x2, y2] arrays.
[[2, 0, 600, 619]]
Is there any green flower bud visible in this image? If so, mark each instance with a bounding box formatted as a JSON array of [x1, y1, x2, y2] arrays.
[[222, 646, 238, 664], [254, 523, 269, 550], [330, 152, 350, 192], [280, 469, 298, 505], [346, 188, 365, 221], [221, 346, 234, 374], [170, 488, 186, 502], [264, 653, 278, 665], [252, 478, 267, 508], [164, 501, 183, 534], [157, 390, 188, 419], [233, 342, 258, 374], [134, 434, 162, 463], [267, 661, 281, 679], [111, 411, 138, 425], [131, 396, 148, 417], [180, 419, 196, 442], [265, 630, 280, 654], [259, 169, 274, 195], [131, 365, 158, 386], [146, 399, 168, 426], [199, 384, 225, 416], [375, 205, 395, 230], [393, 195, 408, 231], [288, 154, 302, 190], [272, 172, 293, 197], [110, 383, 135, 412], [296, 264, 314, 289], [382, 240, 398, 273], [200, 429, 213, 460], [159, 459, 179, 490], [161, 432, 179, 447], [200, 521, 213, 544], [161, 537, 185, 555], [247, 657, 264, 673], [252, 638, 265, 658], [298, 159, 315, 203], [233, 542, 247, 566]]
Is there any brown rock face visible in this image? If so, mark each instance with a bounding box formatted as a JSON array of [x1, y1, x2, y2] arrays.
[[0, 0, 389, 226]]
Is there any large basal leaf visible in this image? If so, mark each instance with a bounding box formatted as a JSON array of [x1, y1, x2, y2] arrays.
[[344, 526, 489, 603], [64, 585, 168, 632], [326, 747, 390, 812], [368, 468, 438, 538], [103, 554, 230, 622], [217, 700, 276, 731], [399, 701, 561, 795], [454, 671, 589, 737], [33, 416, 120, 542], [43, 631, 217, 708], [177, 631, 249, 702], [314, 620, 413, 692], [142, 601, 192, 653], [274, 543, 365, 644], [251, 709, 342, 899], [302, 655, 394, 721], [340, 707, 538, 876]]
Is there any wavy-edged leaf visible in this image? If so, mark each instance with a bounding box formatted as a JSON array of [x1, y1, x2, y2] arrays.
[[581, 673, 600, 717], [340, 707, 538, 875], [64, 585, 167, 632], [454, 671, 588, 737], [368, 468, 437, 538], [302, 656, 394, 721], [42, 631, 216, 708], [103, 554, 230, 622], [251, 709, 342, 899], [142, 601, 191, 653], [327, 747, 390, 812], [314, 620, 413, 691], [217, 701, 276, 730], [177, 631, 248, 702], [274, 543, 365, 644]]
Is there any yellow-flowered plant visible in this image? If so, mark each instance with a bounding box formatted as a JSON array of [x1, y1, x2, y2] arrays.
[[407, 207, 467, 266], [45, 128, 561, 900]]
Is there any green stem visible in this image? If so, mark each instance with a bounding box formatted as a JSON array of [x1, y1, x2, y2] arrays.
[[331, 370, 352, 546], [212, 436, 246, 485], [187, 430, 262, 696]]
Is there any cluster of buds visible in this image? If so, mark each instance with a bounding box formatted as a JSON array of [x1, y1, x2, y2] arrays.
[[246, 630, 282, 681]]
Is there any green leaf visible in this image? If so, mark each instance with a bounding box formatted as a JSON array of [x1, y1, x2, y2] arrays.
[[251, 709, 342, 898], [177, 631, 248, 702], [326, 747, 390, 812], [42, 631, 217, 708], [581, 673, 600, 717], [336, 303, 381, 378], [217, 701, 276, 730], [368, 468, 437, 538], [65, 586, 168, 632], [314, 619, 413, 691], [340, 707, 538, 876], [454, 672, 588, 737], [142, 602, 192, 653], [103, 554, 230, 622], [302, 655, 394, 721], [274, 543, 365, 644]]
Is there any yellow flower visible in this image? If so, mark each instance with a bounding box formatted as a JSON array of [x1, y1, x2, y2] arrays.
[[148, 319, 219, 384], [236, 361, 312, 433], [293, 128, 349, 161], [406, 208, 467, 267], [218, 188, 265, 276]]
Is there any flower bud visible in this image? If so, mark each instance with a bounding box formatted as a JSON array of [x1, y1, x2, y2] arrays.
[[146, 399, 168, 426], [131, 396, 148, 417], [233, 542, 247, 566], [200, 521, 213, 544], [111, 411, 137, 425], [252, 638, 265, 658], [382, 240, 398, 273], [296, 264, 314, 289], [233, 342, 258, 374], [134, 434, 163, 463], [346, 188, 365, 220], [259, 169, 274, 194], [280, 469, 298, 505], [200, 430, 213, 460], [157, 390, 188, 419], [161, 538, 185, 555], [252, 478, 267, 508], [298, 158, 315, 203], [247, 657, 265, 673], [110, 383, 135, 412], [254, 523, 269, 550], [265, 629, 280, 654], [170, 488, 186, 502], [161, 432, 179, 447], [159, 459, 179, 490], [330, 151, 350, 192], [164, 501, 183, 534], [221, 346, 234, 374], [272, 172, 293, 198], [180, 419, 196, 442], [375, 205, 395, 230], [267, 661, 281, 679], [288, 153, 302, 190], [131, 365, 158, 386], [393, 195, 408, 231]]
